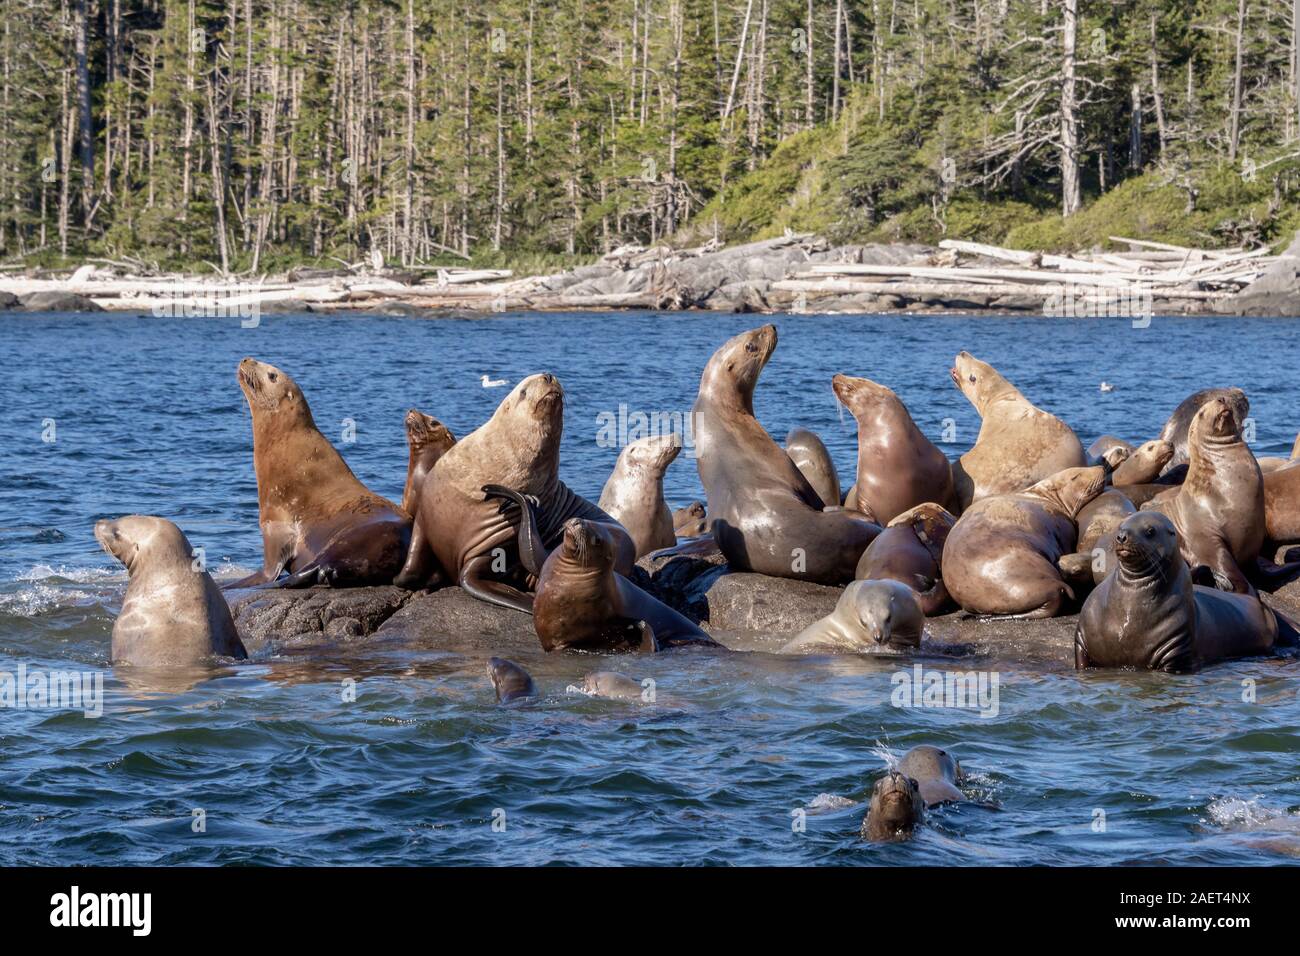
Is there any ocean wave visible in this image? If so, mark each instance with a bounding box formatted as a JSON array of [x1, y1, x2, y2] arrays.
[[0, 583, 102, 617], [14, 564, 122, 585], [1205, 796, 1300, 832]]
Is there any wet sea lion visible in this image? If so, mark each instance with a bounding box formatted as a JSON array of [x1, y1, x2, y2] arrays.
[[672, 500, 709, 537], [1141, 397, 1262, 592], [861, 772, 925, 842], [949, 351, 1087, 509], [597, 434, 681, 558], [231, 358, 411, 588], [1156, 386, 1248, 476], [395, 373, 634, 611], [693, 326, 880, 584], [1058, 488, 1136, 586], [780, 579, 924, 654], [854, 503, 957, 615], [784, 427, 842, 511], [944, 466, 1106, 618], [1076, 512, 1277, 672], [1111, 439, 1174, 486], [579, 671, 647, 701], [96, 516, 247, 666], [896, 745, 965, 807], [833, 373, 953, 523], [401, 409, 456, 517], [487, 657, 537, 703]]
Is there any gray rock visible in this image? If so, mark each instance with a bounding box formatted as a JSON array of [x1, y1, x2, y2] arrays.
[[0, 291, 19, 309], [228, 585, 412, 652], [19, 291, 104, 312], [375, 586, 537, 655]]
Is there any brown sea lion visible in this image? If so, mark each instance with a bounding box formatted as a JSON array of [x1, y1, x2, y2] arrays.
[[1141, 397, 1262, 593], [1087, 434, 1135, 465], [779, 579, 924, 654], [861, 772, 925, 842], [401, 409, 456, 517], [944, 466, 1106, 618], [597, 434, 681, 558], [949, 352, 1087, 509], [896, 745, 966, 807], [854, 503, 957, 615], [1155, 386, 1249, 477], [96, 516, 247, 666], [784, 427, 842, 511], [579, 671, 648, 701], [693, 326, 880, 585], [487, 657, 537, 703], [1264, 460, 1300, 543], [230, 358, 411, 588], [1111, 439, 1174, 486], [1076, 512, 1277, 672], [394, 373, 634, 612], [833, 373, 953, 523], [672, 500, 709, 537], [1058, 488, 1137, 586]]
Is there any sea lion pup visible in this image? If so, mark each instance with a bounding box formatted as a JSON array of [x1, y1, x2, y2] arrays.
[[948, 351, 1087, 510], [1141, 397, 1262, 593], [395, 373, 634, 612], [854, 503, 957, 615], [784, 427, 842, 512], [487, 657, 537, 703], [579, 671, 647, 701], [96, 516, 247, 666], [896, 745, 965, 807], [780, 580, 924, 654], [944, 466, 1106, 618], [861, 772, 925, 842], [597, 434, 681, 558], [230, 357, 411, 588], [401, 410, 456, 518], [1076, 512, 1277, 672], [692, 326, 880, 585], [1156, 386, 1249, 477], [833, 373, 953, 524], [1058, 489, 1137, 586], [672, 500, 709, 537], [1111, 439, 1174, 486]]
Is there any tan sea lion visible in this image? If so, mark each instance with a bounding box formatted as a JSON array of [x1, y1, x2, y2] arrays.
[[672, 500, 709, 537], [401, 410, 456, 517], [944, 466, 1106, 618], [784, 427, 842, 511], [1058, 488, 1137, 586], [854, 503, 957, 615], [949, 351, 1087, 509], [1141, 397, 1262, 592], [487, 657, 537, 703], [861, 772, 925, 842], [1264, 460, 1300, 543], [1111, 439, 1174, 486], [896, 745, 966, 807], [579, 671, 648, 701], [780, 579, 924, 654], [1087, 434, 1135, 465], [597, 433, 681, 558], [1076, 512, 1277, 672], [96, 516, 247, 666], [395, 373, 634, 612], [1156, 386, 1249, 477], [833, 373, 953, 523], [693, 326, 880, 585], [230, 358, 411, 588]]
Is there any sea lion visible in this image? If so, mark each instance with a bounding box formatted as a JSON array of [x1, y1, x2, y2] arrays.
[[487, 657, 537, 702], [944, 466, 1106, 618], [672, 500, 709, 537], [1075, 512, 1277, 672], [579, 671, 647, 701], [1141, 396, 1262, 592], [395, 373, 634, 611], [833, 373, 953, 523], [693, 326, 880, 584], [861, 772, 925, 842], [896, 745, 965, 807], [854, 503, 957, 615], [96, 516, 247, 666], [784, 427, 842, 511], [949, 351, 1087, 509], [1111, 439, 1174, 486], [401, 409, 456, 517], [780, 579, 924, 654], [1258, 457, 1291, 474], [231, 357, 411, 588], [597, 434, 681, 558], [1265, 460, 1300, 543], [1156, 386, 1248, 476], [1087, 434, 1135, 465], [1058, 488, 1137, 586]]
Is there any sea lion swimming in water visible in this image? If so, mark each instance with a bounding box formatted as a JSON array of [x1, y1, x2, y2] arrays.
[[692, 326, 880, 585], [230, 357, 411, 589], [96, 516, 247, 666], [854, 503, 957, 615], [780, 579, 924, 654], [598, 433, 681, 558], [579, 671, 648, 701], [401, 409, 456, 518], [783, 427, 842, 513], [487, 657, 537, 703], [895, 745, 966, 807], [861, 772, 925, 842]]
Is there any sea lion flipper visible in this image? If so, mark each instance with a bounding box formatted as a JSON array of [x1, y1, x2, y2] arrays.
[[482, 483, 548, 575], [460, 553, 535, 615]]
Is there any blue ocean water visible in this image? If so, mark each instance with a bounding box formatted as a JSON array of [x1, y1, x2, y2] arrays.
[[0, 309, 1297, 865]]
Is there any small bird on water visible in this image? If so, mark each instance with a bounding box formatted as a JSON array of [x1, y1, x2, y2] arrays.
[[1099, 382, 1115, 393], [481, 375, 508, 388]]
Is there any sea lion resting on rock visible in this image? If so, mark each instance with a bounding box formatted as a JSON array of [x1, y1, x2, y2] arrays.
[[693, 326, 880, 585], [949, 351, 1086, 510], [598, 434, 681, 558], [395, 373, 634, 612], [1264, 460, 1300, 544], [861, 772, 925, 842], [784, 427, 841, 511], [672, 500, 709, 537], [402, 410, 456, 517], [833, 373, 953, 523], [487, 657, 537, 703], [1058, 489, 1136, 586], [1087, 435, 1135, 466], [96, 516, 247, 666], [780, 579, 924, 654], [1110, 439, 1174, 486], [944, 466, 1106, 618], [1076, 512, 1277, 672], [1156, 386, 1249, 477], [854, 503, 957, 615]]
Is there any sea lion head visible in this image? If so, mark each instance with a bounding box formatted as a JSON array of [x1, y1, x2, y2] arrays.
[[486, 657, 537, 704], [831, 373, 902, 421], [1131, 438, 1174, 471], [1101, 445, 1131, 470], [896, 745, 961, 787], [95, 515, 189, 577], [488, 373, 565, 467], [1191, 395, 1243, 445], [1112, 511, 1179, 577], [950, 351, 1017, 412], [846, 580, 923, 649], [1027, 465, 1107, 519], [405, 409, 455, 454], [862, 771, 925, 841], [559, 517, 617, 571], [237, 358, 311, 423], [620, 433, 682, 478], [700, 325, 778, 410], [887, 502, 957, 557]]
